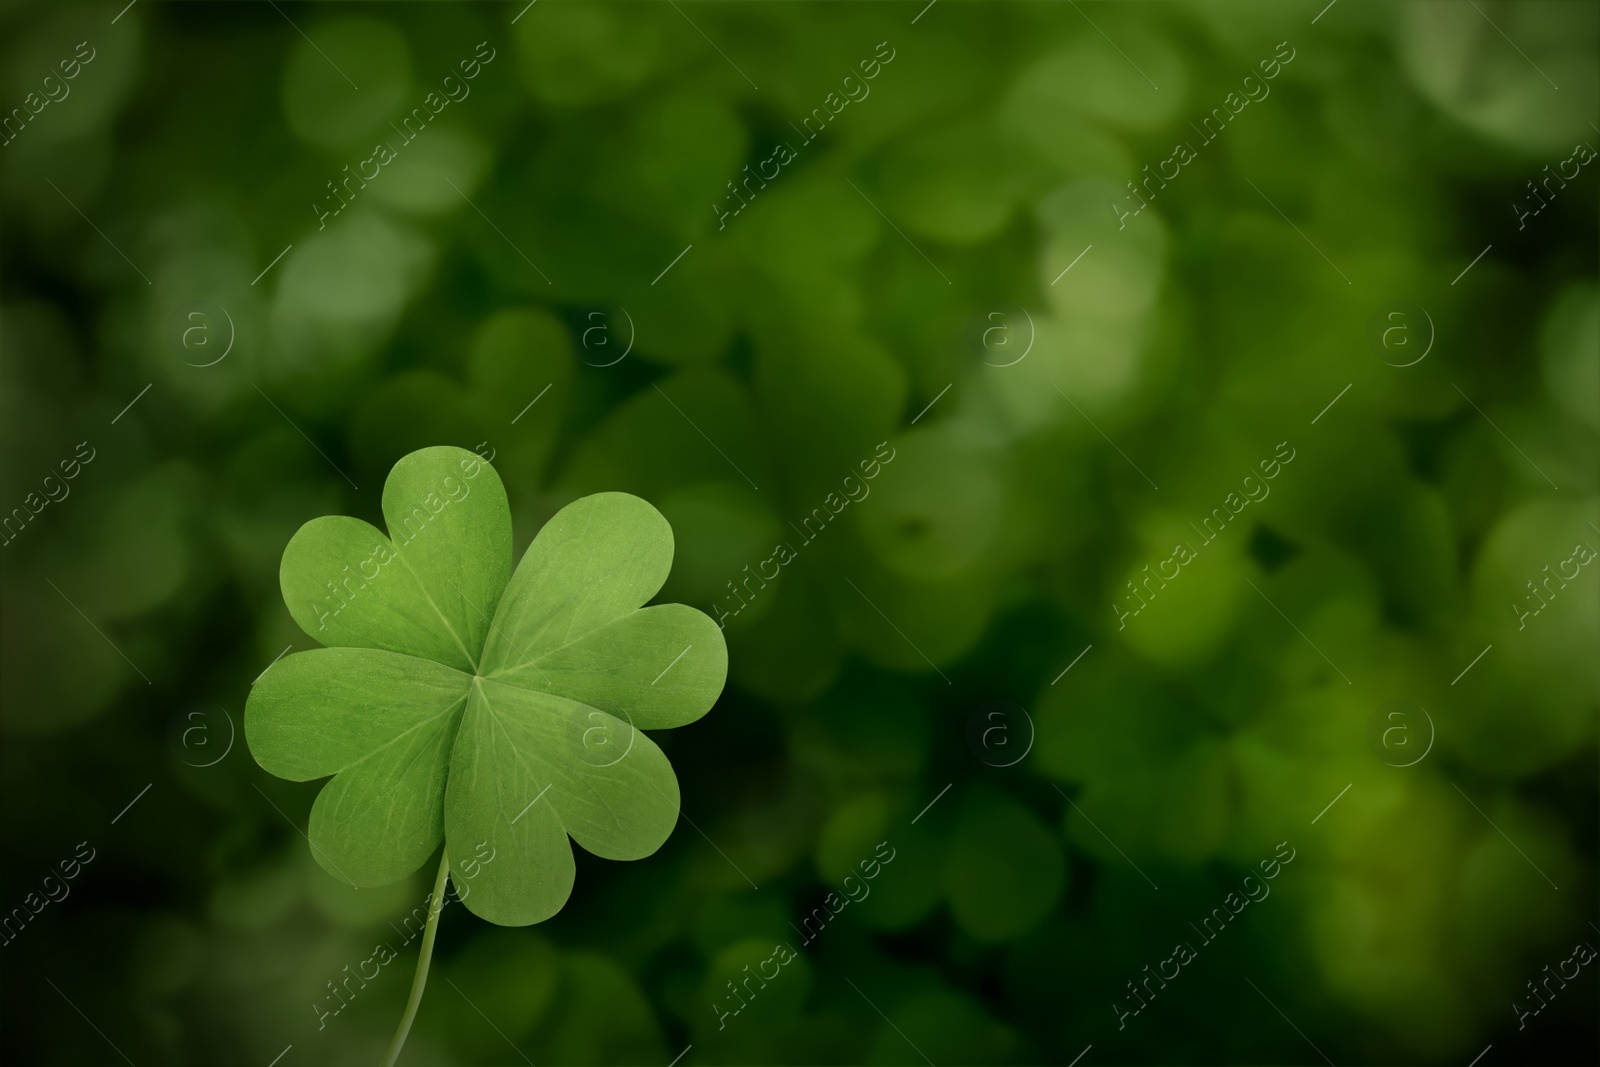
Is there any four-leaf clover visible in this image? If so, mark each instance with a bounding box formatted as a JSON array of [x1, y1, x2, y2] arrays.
[[245, 446, 727, 926]]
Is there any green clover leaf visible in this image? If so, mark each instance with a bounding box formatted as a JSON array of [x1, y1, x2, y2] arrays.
[[244, 446, 728, 928]]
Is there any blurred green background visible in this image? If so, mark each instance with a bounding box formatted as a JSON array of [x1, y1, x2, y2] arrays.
[[2, 1, 1596, 1064]]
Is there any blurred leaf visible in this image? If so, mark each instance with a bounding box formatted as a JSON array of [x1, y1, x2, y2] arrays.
[[944, 787, 1066, 943]]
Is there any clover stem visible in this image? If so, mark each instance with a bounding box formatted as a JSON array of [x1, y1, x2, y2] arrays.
[[381, 850, 452, 1067]]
